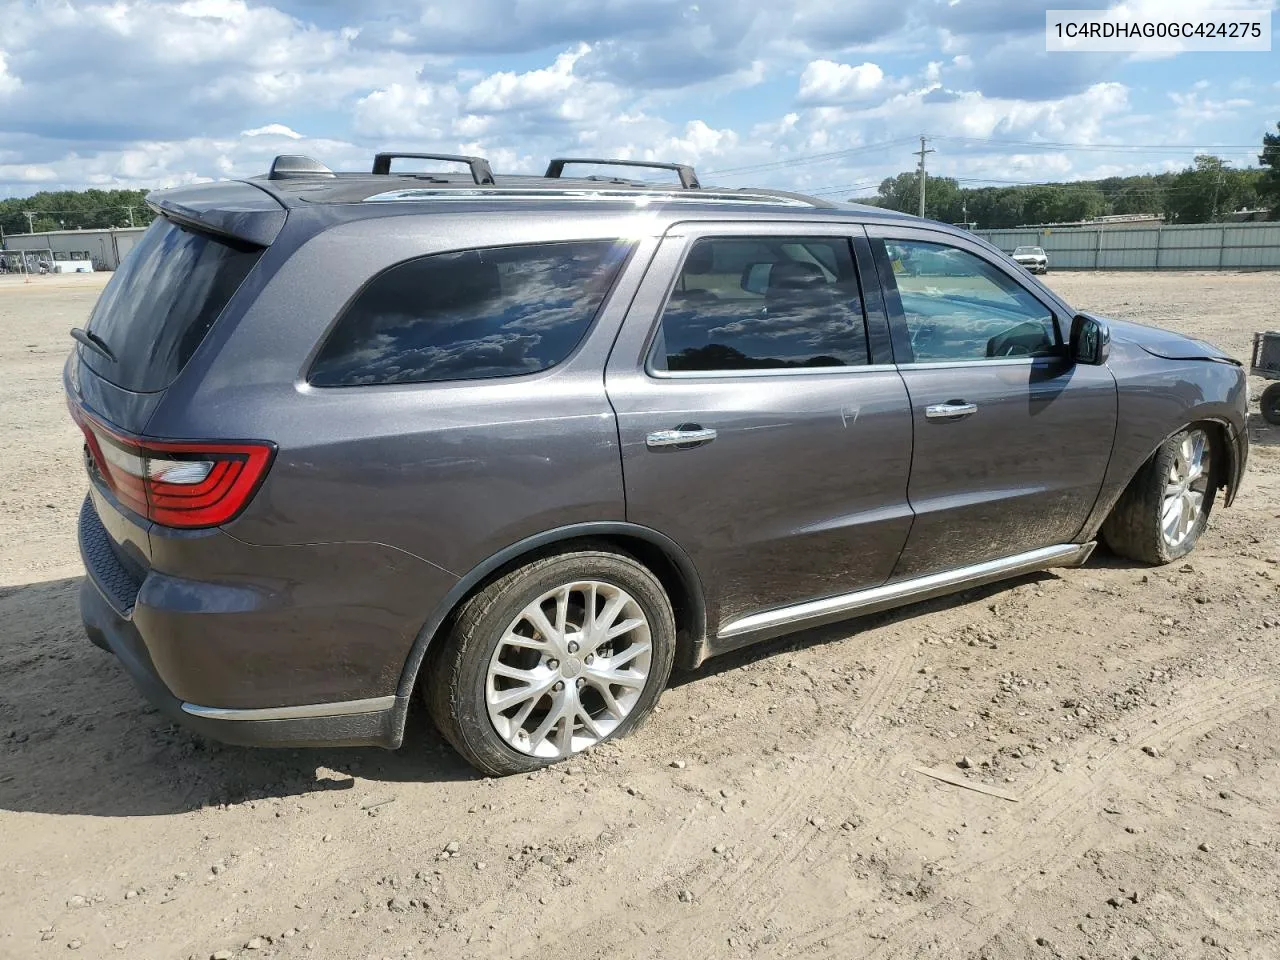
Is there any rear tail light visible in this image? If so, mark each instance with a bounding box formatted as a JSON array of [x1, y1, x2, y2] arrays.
[[69, 404, 274, 529]]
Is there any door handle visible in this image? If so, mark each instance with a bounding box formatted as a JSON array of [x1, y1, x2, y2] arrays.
[[646, 426, 718, 449], [925, 402, 978, 420]]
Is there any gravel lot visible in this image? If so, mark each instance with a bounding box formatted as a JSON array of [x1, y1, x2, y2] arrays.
[[1, 270, 1277, 960]]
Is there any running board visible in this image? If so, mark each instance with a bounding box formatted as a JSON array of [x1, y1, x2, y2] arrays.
[[711, 542, 1095, 653]]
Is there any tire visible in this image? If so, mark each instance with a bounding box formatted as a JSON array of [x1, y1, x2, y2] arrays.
[[1261, 382, 1280, 426], [1101, 427, 1218, 565], [425, 547, 676, 776]]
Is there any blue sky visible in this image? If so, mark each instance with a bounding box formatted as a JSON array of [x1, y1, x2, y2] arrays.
[[0, 0, 1276, 200]]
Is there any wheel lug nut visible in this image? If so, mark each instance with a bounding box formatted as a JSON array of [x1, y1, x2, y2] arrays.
[[567, 640, 579, 654], [547, 659, 559, 670], [584, 654, 594, 665], [576, 678, 585, 688], [553, 681, 565, 692]]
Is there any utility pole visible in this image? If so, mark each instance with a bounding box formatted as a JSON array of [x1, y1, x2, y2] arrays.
[[915, 136, 934, 218], [125, 206, 135, 228], [23, 210, 35, 233], [961, 198, 969, 229], [1210, 162, 1229, 221]]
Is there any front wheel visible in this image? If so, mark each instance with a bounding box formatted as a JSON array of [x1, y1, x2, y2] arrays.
[[425, 547, 676, 776], [1101, 427, 1218, 565]]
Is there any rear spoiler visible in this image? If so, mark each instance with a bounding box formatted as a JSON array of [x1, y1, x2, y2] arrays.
[[145, 181, 287, 247]]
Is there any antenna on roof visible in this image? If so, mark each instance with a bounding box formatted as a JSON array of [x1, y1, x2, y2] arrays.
[[267, 155, 336, 180]]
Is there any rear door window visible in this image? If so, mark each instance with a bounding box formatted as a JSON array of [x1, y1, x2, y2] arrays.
[[309, 240, 633, 387], [81, 218, 263, 392], [650, 236, 869, 372]]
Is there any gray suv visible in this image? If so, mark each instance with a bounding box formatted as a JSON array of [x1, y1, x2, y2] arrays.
[[68, 152, 1249, 776]]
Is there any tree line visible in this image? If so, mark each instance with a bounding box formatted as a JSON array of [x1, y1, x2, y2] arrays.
[[865, 122, 1280, 229], [0, 189, 156, 237], [3, 122, 1279, 236]]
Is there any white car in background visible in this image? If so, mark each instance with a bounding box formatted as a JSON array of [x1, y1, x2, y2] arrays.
[[1012, 245, 1048, 274]]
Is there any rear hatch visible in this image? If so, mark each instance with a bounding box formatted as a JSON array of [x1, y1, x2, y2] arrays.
[[66, 181, 284, 594]]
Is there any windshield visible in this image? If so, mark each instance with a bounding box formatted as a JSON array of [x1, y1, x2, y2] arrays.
[[80, 217, 263, 392], [1013, 246, 1045, 256]]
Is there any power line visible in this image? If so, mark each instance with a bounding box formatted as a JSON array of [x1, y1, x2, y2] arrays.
[[928, 133, 1262, 153], [705, 137, 916, 177]]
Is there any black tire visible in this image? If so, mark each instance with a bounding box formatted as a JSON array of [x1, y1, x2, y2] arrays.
[[1101, 427, 1218, 565], [1261, 382, 1280, 426], [424, 547, 676, 776]]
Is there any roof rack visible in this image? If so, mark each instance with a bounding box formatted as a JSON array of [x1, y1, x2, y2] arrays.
[[544, 158, 700, 190], [268, 155, 336, 180], [372, 152, 495, 185]]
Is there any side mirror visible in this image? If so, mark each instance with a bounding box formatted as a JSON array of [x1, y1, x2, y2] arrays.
[[1069, 314, 1110, 365]]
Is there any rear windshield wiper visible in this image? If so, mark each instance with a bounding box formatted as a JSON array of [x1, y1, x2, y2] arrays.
[[70, 327, 116, 363]]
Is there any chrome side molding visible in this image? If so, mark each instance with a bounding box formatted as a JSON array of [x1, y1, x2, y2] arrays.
[[181, 695, 396, 722], [717, 542, 1095, 642]]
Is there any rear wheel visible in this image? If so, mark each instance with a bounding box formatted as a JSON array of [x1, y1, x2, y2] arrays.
[[425, 548, 676, 776], [1261, 382, 1280, 426], [1102, 427, 1217, 565]]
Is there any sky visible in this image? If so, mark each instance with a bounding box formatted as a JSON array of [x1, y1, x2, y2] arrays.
[[0, 0, 1277, 201]]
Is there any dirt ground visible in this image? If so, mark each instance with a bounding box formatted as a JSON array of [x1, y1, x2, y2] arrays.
[[1, 270, 1277, 960]]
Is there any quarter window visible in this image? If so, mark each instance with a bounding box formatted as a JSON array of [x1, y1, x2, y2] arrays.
[[309, 240, 632, 387], [884, 240, 1058, 362], [651, 236, 869, 373]]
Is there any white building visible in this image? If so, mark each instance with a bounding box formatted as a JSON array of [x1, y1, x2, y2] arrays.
[[2, 226, 148, 271]]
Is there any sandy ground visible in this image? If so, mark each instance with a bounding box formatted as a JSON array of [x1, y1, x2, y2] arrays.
[[1, 270, 1277, 960]]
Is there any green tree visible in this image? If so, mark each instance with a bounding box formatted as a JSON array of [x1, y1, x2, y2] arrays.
[[868, 172, 961, 221], [0, 189, 154, 238], [1164, 155, 1254, 223], [1260, 122, 1280, 217]]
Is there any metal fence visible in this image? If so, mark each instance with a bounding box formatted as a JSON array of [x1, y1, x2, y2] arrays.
[[974, 221, 1280, 270]]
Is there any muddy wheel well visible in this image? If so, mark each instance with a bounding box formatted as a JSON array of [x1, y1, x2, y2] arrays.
[[414, 531, 706, 702]]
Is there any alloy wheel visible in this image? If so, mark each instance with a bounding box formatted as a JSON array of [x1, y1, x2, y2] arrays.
[[485, 580, 652, 758], [1161, 429, 1210, 549]]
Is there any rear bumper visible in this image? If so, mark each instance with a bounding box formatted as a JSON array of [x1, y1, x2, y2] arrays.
[[80, 578, 399, 747], [77, 492, 417, 748]]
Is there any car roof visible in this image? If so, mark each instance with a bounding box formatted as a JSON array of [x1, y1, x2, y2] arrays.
[[148, 151, 989, 247]]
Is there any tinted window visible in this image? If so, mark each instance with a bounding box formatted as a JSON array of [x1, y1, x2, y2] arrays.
[[81, 218, 262, 392], [652, 236, 868, 372], [884, 240, 1058, 362], [310, 240, 632, 387]]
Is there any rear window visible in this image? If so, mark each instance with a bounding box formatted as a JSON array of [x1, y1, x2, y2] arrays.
[[308, 240, 632, 387], [81, 217, 263, 392]]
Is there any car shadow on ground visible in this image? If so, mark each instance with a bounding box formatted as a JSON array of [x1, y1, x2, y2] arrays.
[[670, 568, 1070, 687], [0, 576, 478, 820], [1246, 411, 1278, 447], [0, 555, 1131, 819]]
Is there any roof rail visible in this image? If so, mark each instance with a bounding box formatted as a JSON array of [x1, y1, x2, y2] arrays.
[[268, 155, 336, 180], [545, 158, 700, 190], [372, 152, 495, 185]]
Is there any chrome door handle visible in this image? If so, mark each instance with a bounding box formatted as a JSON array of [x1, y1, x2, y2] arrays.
[[925, 402, 977, 420], [646, 427, 717, 448]]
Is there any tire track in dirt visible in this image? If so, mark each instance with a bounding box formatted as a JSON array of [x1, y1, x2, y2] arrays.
[[784, 674, 1280, 959], [673, 645, 919, 957], [505, 640, 921, 960]]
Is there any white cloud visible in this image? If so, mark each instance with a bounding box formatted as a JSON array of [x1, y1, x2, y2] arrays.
[[797, 60, 886, 104], [465, 46, 589, 114], [0, 52, 20, 97], [354, 83, 460, 139], [241, 123, 304, 139], [0, 0, 1270, 200]]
